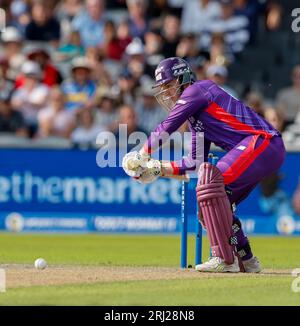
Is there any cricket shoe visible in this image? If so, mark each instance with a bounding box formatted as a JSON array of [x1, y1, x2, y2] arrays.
[[242, 256, 261, 273], [195, 255, 240, 273]]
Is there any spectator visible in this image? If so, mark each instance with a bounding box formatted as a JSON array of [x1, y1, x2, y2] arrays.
[[84, 47, 112, 85], [38, 87, 76, 138], [245, 91, 264, 117], [276, 65, 300, 125], [191, 54, 210, 81], [16, 47, 63, 88], [135, 77, 167, 134], [265, 1, 283, 32], [116, 20, 134, 58], [71, 109, 105, 147], [201, 0, 250, 55], [176, 33, 200, 60], [147, 0, 171, 25], [125, 38, 153, 80], [0, 92, 28, 137], [25, 0, 61, 45], [55, 0, 84, 43], [181, 0, 221, 35], [9, 0, 31, 35], [61, 57, 97, 114], [116, 68, 138, 107], [161, 12, 181, 58], [94, 88, 119, 130], [264, 107, 285, 133], [1, 27, 25, 81], [99, 20, 132, 61], [233, 0, 262, 43], [114, 105, 147, 149], [206, 64, 239, 98], [72, 0, 107, 49], [11, 61, 49, 135], [0, 57, 15, 99], [125, 37, 147, 80], [144, 28, 165, 77], [209, 32, 233, 66], [126, 0, 150, 41], [56, 30, 85, 62]]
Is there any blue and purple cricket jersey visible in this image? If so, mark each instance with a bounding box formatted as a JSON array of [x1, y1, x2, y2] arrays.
[[145, 80, 286, 205]]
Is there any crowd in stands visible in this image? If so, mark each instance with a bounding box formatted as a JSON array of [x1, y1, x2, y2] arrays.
[[0, 0, 299, 149]]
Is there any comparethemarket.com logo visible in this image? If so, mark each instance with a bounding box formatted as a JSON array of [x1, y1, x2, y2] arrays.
[[0, 8, 5, 32]]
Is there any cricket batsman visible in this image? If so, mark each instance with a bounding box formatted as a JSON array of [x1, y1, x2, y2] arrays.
[[122, 57, 286, 273]]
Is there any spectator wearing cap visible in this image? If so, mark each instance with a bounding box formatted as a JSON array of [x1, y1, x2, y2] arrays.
[[72, 0, 107, 49], [276, 65, 300, 126], [181, 0, 222, 35], [126, 0, 149, 42], [1, 27, 26, 81], [38, 87, 76, 139], [0, 92, 28, 137], [161, 12, 181, 58], [15, 47, 63, 88], [201, 0, 250, 55], [11, 61, 50, 135], [135, 77, 167, 135], [125, 37, 151, 81], [71, 109, 105, 147], [25, 0, 61, 46], [61, 57, 97, 114], [206, 64, 238, 99]]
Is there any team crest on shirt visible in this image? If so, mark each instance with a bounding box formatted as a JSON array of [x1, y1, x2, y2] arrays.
[[188, 117, 204, 132]]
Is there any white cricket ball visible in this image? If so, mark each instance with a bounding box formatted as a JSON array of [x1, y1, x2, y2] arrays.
[[34, 258, 47, 270]]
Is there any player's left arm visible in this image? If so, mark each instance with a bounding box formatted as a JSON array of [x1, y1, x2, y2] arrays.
[[122, 85, 208, 182], [140, 86, 208, 178]]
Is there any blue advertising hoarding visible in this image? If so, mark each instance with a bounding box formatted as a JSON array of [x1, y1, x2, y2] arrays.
[[0, 148, 299, 234]]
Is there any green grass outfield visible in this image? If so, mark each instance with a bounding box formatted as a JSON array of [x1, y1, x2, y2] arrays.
[[0, 233, 300, 305]]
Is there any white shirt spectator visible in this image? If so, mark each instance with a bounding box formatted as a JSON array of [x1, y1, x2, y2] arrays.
[[12, 84, 49, 125], [38, 107, 75, 138], [72, 124, 105, 145], [201, 14, 249, 54], [181, 0, 222, 34]]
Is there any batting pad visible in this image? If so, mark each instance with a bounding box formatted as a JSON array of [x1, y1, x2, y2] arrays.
[[196, 163, 235, 265]]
